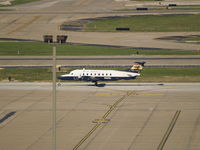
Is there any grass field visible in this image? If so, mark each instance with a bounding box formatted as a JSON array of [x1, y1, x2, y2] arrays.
[[130, 0, 163, 1], [0, 68, 200, 82], [136, 68, 200, 82], [0, 42, 199, 56], [116, 6, 200, 11], [0, 0, 41, 7], [0, 68, 54, 82], [84, 14, 200, 32], [0, 8, 13, 11], [184, 36, 200, 43]]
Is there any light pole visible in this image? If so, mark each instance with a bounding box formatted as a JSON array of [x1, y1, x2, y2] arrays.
[[52, 46, 57, 150], [43, 35, 67, 150]]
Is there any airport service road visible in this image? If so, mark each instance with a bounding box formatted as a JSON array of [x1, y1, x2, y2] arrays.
[[0, 82, 200, 150], [1, 55, 200, 67]]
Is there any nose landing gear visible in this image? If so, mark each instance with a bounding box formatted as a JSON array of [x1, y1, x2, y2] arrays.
[[92, 81, 98, 86]]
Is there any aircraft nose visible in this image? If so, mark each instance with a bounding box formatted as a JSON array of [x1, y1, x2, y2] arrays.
[[57, 76, 64, 80]]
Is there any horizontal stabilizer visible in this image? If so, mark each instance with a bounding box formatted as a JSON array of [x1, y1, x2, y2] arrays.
[[134, 61, 146, 66]]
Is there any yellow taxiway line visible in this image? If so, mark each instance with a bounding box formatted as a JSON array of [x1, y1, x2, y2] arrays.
[[7, 16, 40, 35], [72, 91, 135, 150]]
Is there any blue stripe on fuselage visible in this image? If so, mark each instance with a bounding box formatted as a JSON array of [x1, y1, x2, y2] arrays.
[[57, 76, 77, 80], [57, 76, 137, 81]]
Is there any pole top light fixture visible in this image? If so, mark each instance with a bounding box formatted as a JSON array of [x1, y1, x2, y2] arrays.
[[43, 35, 68, 44]]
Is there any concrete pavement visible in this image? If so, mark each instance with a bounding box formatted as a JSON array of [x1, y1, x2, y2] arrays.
[[0, 0, 200, 51], [0, 82, 200, 150]]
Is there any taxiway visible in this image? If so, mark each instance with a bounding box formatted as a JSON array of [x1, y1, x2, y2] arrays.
[[0, 82, 200, 150]]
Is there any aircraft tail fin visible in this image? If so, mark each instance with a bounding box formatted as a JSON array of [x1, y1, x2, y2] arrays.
[[128, 61, 146, 73]]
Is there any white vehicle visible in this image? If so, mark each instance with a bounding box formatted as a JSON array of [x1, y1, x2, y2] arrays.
[[58, 65, 142, 86]]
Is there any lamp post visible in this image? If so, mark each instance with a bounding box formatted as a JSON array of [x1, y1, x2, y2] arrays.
[[43, 35, 67, 150], [52, 46, 57, 150]]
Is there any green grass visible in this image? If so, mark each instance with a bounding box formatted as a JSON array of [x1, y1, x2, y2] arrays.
[[131, 0, 163, 1], [0, 68, 200, 82], [84, 14, 200, 32], [0, 9, 13, 11], [116, 6, 200, 11], [0, 0, 41, 7], [164, 7, 200, 11], [0, 68, 52, 82], [184, 36, 200, 43], [0, 42, 199, 56], [0, 68, 65, 82], [11, 0, 41, 5], [136, 68, 200, 82]]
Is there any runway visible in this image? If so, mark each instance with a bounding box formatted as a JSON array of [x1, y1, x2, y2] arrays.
[[0, 82, 200, 150]]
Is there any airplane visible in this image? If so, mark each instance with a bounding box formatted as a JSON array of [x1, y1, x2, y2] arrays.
[[57, 63, 144, 86]]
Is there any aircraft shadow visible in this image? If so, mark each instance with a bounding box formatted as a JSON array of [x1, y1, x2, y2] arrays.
[[88, 83, 106, 87], [58, 83, 164, 87], [103, 83, 164, 86]]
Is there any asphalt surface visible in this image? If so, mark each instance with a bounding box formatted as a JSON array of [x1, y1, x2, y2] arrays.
[[0, 0, 200, 50], [0, 55, 200, 67], [0, 82, 200, 150]]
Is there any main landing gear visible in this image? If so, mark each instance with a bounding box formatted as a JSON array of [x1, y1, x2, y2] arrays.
[[94, 81, 98, 86]]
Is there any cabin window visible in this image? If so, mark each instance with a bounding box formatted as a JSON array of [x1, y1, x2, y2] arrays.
[[87, 73, 88, 76], [94, 73, 96, 76], [102, 73, 104, 76], [106, 74, 108, 76], [98, 73, 100, 76], [71, 73, 73, 75], [91, 73, 92, 75], [110, 73, 112, 76], [83, 73, 84, 76]]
